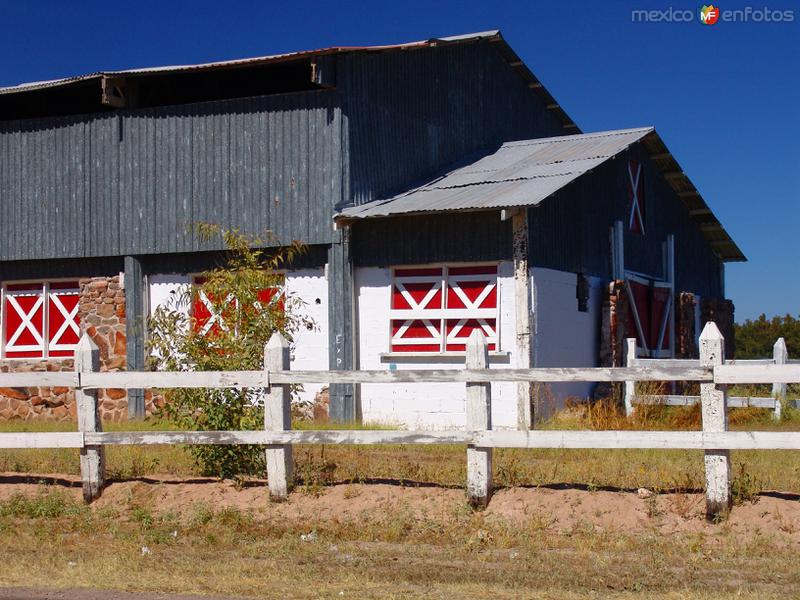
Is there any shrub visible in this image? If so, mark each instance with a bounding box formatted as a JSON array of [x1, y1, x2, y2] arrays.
[[147, 226, 312, 479]]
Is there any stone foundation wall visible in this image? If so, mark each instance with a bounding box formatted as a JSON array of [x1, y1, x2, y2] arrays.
[[598, 281, 736, 400], [700, 296, 736, 359], [599, 280, 631, 368], [676, 292, 699, 359], [0, 275, 160, 423]]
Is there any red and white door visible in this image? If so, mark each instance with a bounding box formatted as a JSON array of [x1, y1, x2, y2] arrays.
[[3, 281, 81, 359], [390, 265, 498, 353], [627, 160, 645, 234], [4, 284, 46, 358], [443, 266, 498, 352], [390, 267, 444, 352], [191, 276, 285, 336], [624, 274, 672, 358], [47, 283, 81, 357]]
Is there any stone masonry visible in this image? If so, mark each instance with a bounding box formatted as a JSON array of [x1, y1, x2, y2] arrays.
[[0, 275, 161, 423]]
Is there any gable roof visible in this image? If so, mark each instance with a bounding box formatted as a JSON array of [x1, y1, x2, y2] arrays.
[[338, 127, 745, 262], [0, 31, 578, 131]]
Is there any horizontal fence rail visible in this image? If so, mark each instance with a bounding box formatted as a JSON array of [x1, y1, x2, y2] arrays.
[[12, 364, 800, 390], [3, 430, 800, 451], [624, 336, 797, 421], [632, 395, 799, 410], [0, 324, 797, 520], [29, 367, 716, 390]]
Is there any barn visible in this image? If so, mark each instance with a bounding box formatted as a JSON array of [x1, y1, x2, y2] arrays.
[[0, 31, 744, 428]]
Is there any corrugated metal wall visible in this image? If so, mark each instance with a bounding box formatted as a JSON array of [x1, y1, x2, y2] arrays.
[[527, 145, 722, 298], [623, 144, 722, 298], [338, 41, 566, 208], [352, 212, 510, 267], [0, 89, 344, 261]]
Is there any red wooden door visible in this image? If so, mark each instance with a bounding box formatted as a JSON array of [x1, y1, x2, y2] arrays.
[[625, 276, 672, 357]]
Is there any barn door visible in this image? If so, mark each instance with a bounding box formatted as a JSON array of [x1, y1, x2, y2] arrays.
[[624, 274, 673, 358], [4, 284, 46, 358]]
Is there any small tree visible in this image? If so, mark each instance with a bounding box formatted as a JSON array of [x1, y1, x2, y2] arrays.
[[147, 226, 312, 478]]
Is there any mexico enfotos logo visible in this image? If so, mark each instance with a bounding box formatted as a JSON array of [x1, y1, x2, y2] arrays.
[[632, 5, 795, 23]]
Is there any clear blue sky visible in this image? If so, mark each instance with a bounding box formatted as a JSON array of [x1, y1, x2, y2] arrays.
[[0, 1, 797, 322]]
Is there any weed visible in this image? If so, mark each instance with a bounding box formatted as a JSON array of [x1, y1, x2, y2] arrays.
[[342, 486, 361, 500], [296, 445, 337, 496], [645, 494, 662, 519], [0, 488, 83, 519], [732, 462, 763, 506], [131, 506, 155, 529]]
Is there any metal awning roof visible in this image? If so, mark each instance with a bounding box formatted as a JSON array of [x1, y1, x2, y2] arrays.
[[338, 127, 745, 262]]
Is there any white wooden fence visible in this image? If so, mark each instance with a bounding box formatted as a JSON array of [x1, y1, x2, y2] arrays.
[[1, 322, 799, 521], [624, 337, 798, 419]]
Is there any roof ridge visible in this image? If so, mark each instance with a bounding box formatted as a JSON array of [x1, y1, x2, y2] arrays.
[[501, 127, 654, 148], [0, 31, 503, 94]]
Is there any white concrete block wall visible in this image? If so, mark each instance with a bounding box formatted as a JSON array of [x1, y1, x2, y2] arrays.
[[531, 267, 603, 414], [284, 268, 328, 405], [355, 262, 518, 430], [148, 274, 191, 318], [146, 269, 329, 406]]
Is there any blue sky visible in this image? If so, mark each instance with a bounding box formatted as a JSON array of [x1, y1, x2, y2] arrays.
[[0, 1, 797, 322]]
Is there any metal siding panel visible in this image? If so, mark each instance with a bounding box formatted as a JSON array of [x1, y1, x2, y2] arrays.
[[190, 109, 205, 251], [0, 256, 123, 281], [342, 42, 566, 208], [352, 212, 511, 267], [0, 90, 340, 261]]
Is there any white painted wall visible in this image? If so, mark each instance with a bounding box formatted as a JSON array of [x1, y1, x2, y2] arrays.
[[284, 268, 328, 405], [146, 269, 329, 406], [355, 262, 518, 430], [531, 267, 603, 416], [148, 274, 191, 318], [146, 264, 604, 425]]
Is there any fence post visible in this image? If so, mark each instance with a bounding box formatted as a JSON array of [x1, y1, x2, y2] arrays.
[[772, 337, 787, 420], [75, 334, 105, 503], [699, 321, 730, 521], [624, 338, 637, 416], [466, 330, 492, 508], [265, 332, 293, 500]]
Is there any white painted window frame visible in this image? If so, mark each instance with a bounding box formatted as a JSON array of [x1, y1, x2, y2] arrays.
[[388, 262, 502, 356], [0, 278, 82, 360]]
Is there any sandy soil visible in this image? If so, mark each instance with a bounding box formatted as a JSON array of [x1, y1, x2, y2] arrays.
[[1, 472, 798, 543]]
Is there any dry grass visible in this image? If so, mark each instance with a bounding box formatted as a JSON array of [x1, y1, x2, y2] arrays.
[[0, 405, 798, 495], [0, 405, 798, 598], [0, 485, 798, 599]]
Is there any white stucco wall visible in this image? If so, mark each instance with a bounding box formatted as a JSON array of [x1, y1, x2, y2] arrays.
[[531, 267, 603, 415], [146, 269, 329, 405], [355, 262, 518, 430]]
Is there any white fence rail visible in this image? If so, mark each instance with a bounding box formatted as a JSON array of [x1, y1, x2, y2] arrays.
[[0, 323, 798, 521], [624, 337, 798, 419]]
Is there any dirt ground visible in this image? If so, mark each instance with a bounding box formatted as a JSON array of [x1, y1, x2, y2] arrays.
[[0, 590, 238, 600], [1, 472, 798, 542], [1, 473, 799, 599]]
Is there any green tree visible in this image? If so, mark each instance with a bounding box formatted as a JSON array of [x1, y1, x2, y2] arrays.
[[734, 314, 800, 359], [147, 225, 312, 479]]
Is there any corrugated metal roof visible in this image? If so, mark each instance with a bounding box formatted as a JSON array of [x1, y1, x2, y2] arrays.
[[0, 30, 578, 132], [0, 32, 497, 94], [340, 128, 653, 216], [338, 127, 745, 262]]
